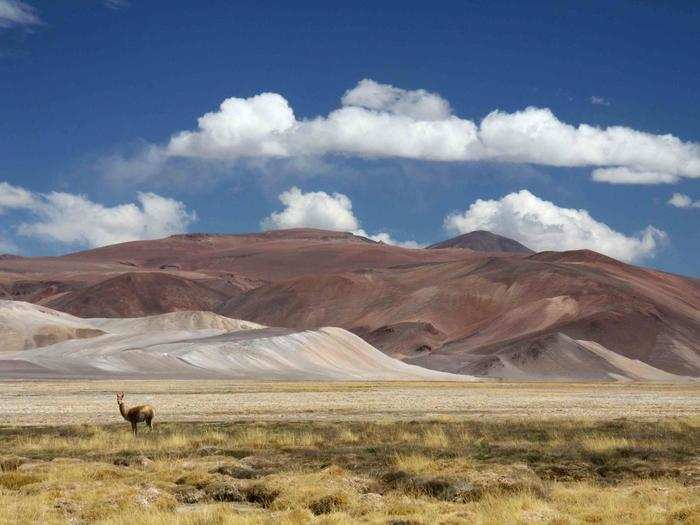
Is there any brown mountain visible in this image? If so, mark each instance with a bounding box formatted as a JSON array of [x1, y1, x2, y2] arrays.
[[428, 230, 533, 253], [1, 229, 698, 378], [46, 272, 231, 318]]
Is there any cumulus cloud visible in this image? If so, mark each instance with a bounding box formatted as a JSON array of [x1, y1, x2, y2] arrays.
[[591, 167, 680, 185], [476, 107, 699, 178], [261, 187, 420, 248], [168, 93, 296, 159], [353, 229, 423, 249], [0, 0, 41, 29], [668, 193, 700, 209], [0, 181, 195, 248], [443, 190, 666, 263], [261, 187, 359, 232], [147, 79, 700, 184], [0, 181, 36, 209], [341, 78, 452, 120]]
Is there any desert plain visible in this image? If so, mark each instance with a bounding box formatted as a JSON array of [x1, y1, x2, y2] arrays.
[[0, 380, 698, 426]]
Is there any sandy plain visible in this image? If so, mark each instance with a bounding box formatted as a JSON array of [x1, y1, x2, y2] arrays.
[[1, 380, 697, 426]]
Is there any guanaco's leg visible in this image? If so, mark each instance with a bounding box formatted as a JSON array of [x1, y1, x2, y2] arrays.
[[146, 417, 153, 432], [131, 421, 137, 436]]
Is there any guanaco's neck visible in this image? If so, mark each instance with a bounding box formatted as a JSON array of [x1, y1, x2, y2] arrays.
[[118, 401, 129, 420]]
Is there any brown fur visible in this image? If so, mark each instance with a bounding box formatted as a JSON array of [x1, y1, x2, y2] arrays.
[[116, 392, 154, 436]]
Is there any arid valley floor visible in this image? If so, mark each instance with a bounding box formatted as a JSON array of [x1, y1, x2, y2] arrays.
[[0, 381, 698, 425], [0, 381, 698, 524]]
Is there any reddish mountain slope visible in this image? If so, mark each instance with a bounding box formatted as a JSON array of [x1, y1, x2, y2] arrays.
[[1, 229, 698, 377], [56, 229, 467, 279], [218, 252, 700, 376], [46, 272, 230, 318]]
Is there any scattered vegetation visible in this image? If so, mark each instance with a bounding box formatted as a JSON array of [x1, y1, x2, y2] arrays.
[[0, 417, 697, 523]]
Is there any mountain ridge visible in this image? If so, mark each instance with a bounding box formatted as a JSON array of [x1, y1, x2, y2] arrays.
[[0, 229, 697, 378]]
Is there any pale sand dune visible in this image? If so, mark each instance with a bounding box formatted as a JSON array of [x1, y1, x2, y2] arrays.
[[0, 300, 105, 352], [0, 301, 469, 381], [459, 332, 690, 381], [576, 340, 684, 381], [90, 310, 264, 334]]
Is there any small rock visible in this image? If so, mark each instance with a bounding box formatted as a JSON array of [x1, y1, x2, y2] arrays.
[[17, 461, 44, 472], [442, 480, 483, 502], [51, 457, 82, 464], [172, 485, 206, 504], [0, 456, 30, 472], [135, 484, 164, 507], [54, 499, 78, 515], [113, 455, 153, 467]]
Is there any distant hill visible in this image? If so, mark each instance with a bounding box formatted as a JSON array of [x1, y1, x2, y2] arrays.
[[46, 272, 230, 318], [0, 228, 698, 379], [428, 230, 533, 253]]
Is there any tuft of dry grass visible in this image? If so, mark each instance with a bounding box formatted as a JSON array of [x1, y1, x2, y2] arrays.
[[392, 452, 438, 474], [0, 417, 697, 524]]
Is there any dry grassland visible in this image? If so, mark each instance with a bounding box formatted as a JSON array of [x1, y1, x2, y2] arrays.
[[0, 381, 698, 524]]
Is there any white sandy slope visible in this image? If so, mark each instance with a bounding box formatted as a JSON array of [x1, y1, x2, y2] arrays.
[[0, 301, 468, 381], [461, 332, 690, 382], [0, 300, 105, 352]]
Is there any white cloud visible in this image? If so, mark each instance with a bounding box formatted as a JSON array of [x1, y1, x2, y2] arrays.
[[668, 193, 700, 209], [590, 96, 610, 106], [0, 181, 37, 209], [341, 78, 452, 120], [261, 187, 359, 231], [443, 190, 666, 263], [261, 186, 420, 248], [477, 107, 699, 179], [354, 229, 423, 249], [0, 182, 195, 248], [149, 79, 700, 184], [591, 167, 680, 185], [168, 93, 296, 159], [0, 0, 41, 29]]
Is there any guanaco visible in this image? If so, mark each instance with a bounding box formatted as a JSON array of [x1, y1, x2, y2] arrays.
[[116, 392, 155, 436]]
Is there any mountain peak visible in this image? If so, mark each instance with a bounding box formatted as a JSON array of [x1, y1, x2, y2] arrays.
[[427, 231, 533, 253]]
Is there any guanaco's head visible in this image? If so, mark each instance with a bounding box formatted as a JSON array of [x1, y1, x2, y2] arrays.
[[116, 392, 124, 405]]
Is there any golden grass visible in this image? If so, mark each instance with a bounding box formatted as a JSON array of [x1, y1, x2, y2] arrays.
[[392, 452, 438, 474], [0, 417, 697, 524]]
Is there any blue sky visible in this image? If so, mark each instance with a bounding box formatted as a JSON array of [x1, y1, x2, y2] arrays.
[[0, 0, 698, 275]]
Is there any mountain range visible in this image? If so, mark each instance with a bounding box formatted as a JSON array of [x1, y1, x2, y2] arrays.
[[1, 228, 698, 380]]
